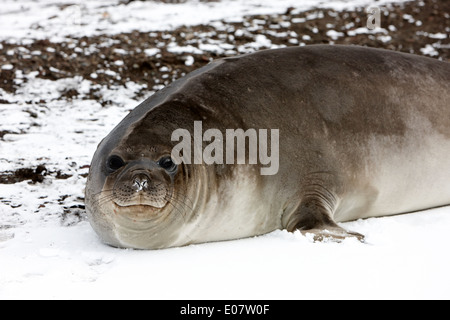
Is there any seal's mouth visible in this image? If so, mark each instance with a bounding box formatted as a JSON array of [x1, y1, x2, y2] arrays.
[[112, 201, 165, 221], [114, 201, 165, 209]]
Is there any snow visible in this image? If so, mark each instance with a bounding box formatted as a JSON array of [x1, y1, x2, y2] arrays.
[[184, 55, 195, 66], [421, 44, 439, 57], [144, 48, 161, 57], [2, 207, 450, 299], [326, 30, 345, 40], [1, 0, 450, 300], [1, 64, 13, 70]]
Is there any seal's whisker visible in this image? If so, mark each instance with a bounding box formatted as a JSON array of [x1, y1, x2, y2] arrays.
[[165, 193, 194, 212], [169, 190, 195, 210], [163, 195, 190, 220], [165, 201, 187, 220], [91, 189, 115, 198], [93, 194, 116, 207]]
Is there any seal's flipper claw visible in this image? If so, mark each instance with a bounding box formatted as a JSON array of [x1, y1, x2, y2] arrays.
[[300, 227, 365, 243]]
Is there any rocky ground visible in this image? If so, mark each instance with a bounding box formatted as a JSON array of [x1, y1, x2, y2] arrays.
[[1, 0, 448, 99]]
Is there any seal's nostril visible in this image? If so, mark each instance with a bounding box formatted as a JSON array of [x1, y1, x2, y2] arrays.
[[132, 174, 149, 192]]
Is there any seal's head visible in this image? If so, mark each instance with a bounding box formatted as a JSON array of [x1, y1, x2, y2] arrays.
[[85, 102, 207, 249], [101, 153, 178, 220]]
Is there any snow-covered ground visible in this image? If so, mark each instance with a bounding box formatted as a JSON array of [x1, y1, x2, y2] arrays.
[[1, 0, 450, 300], [2, 207, 450, 299], [0, 0, 413, 41], [1, 206, 450, 300]]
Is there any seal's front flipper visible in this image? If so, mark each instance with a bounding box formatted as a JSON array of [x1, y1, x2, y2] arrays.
[[285, 198, 365, 243]]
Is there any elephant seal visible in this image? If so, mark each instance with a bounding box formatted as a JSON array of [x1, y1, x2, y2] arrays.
[[85, 45, 450, 249]]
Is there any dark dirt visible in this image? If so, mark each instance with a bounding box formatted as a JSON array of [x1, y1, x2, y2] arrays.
[[0, 165, 76, 185], [0, 130, 14, 140], [0, 165, 48, 184]]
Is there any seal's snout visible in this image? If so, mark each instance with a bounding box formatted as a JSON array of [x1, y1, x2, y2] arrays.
[[109, 165, 171, 209]]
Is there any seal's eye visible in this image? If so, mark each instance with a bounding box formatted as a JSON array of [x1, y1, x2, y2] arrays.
[[158, 156, 177, 173], [107, 155, 125, 172]]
